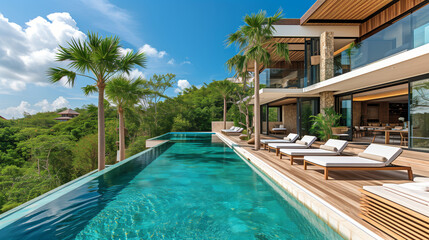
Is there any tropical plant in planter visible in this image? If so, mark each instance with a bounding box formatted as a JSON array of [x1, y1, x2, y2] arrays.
[[310, 107, 342, 141]]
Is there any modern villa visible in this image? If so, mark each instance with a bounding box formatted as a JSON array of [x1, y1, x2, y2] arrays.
[[1, 1, 429, 240], [255, 0, 429, 151]]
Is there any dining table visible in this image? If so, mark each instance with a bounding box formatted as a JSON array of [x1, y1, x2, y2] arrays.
[[373, 129, 408, 144]]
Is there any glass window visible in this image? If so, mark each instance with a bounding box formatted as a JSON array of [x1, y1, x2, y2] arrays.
[[269, 107, 281, 122], [336, 95, 352, 140], [299, 98, 319, 136], [259, 68, 305, 89], [410, 78, 429, 150], [261, 105, 268, 134], [413, 4, 429, 48]]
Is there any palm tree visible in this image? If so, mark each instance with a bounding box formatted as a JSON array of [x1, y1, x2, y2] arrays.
[[48, 32, 146, 170], [212, 79, 235, 129], [227, 10, 290, 150], [104, 76, 152, 161]]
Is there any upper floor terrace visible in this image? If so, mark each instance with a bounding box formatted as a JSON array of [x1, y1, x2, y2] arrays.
[[258, 0, 429, 95]]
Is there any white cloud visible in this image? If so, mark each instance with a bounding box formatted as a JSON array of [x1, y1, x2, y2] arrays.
[[119, 47, 133, 56], [181, 60, 191, 65], [175, 79, 192, 93], [123, 68, 145, 80], [34, 96, 69, 112], [139, 44, 167, 58], [167, 58, 175, 65], [0, 101, 36, 119], [1, 96, 70, 119], [0, 12, 85, 92], [51, 96, 69, 110]]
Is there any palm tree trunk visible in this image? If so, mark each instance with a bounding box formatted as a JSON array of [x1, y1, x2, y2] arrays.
[[118, 107, 126, 161], [98, 84, 106, 171], [223, 96, 227, 129], [254, 60, 260, 150]]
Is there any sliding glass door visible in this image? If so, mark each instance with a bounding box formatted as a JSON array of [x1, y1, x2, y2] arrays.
[[298, 98, 319, 136], [336, 95, 353, 140]]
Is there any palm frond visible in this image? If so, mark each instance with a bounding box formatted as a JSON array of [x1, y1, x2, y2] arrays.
[[82, 85, 98, 96], [47, 67, 77, 86], [118, 51, 147, 75], [274, 42, 290, 63]]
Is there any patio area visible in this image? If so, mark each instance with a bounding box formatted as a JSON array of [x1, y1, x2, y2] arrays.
[[222, 133, 429, 239]]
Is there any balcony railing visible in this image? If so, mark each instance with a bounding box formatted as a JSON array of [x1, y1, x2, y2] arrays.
[[260, 68, 305, 89], [335, 4, 429, 77]]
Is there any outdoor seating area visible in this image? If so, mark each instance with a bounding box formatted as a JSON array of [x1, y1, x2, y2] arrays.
[[221, 133, 429, 239]]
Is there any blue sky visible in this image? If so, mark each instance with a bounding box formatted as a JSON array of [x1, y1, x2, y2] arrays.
[[0, 0, 313, 119]]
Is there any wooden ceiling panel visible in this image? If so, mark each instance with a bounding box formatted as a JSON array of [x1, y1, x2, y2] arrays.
[[301, 0, 394, 24]]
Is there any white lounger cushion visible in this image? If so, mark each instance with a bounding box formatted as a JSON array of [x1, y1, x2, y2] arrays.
[[222, 127, 243, 133], [268, 143, 309, 149], [281, 139, 348, 156], [300, 135, 317, 146], [280, 148, 341, 156], [261, 133, 299, 144], [303, 156, 386, 167], [268, 135, 316, 149], [272, 127, 287, 131], [284, 133, 299, 142], [361, 144, 403, 166], [323, 139, 348, 153], [261, 139, 291, 144]]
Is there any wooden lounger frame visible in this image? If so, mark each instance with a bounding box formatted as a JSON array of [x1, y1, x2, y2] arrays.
[[279, 152, 303, 165], [266, 145, 281, 156], [360, 189, 429, 240], [303, 160, 413, 180]]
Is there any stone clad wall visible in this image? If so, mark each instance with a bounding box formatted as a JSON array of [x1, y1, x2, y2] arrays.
[[320, 32, 334, 82], [283, 104, 297, 134], [320, 92, 334, 114]]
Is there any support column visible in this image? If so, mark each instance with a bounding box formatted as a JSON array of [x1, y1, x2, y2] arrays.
[[320, 91, 334, 114], [320, 32, 334, 82]]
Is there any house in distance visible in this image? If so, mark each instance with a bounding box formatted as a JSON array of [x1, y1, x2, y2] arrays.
[[55, 109, 79, 122]]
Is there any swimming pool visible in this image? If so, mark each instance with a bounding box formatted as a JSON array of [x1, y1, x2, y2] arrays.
[[0, 133, 343, 239]]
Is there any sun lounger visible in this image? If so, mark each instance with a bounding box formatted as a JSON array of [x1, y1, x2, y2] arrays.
[[279, 139, 348, 165], [267, 135, 317, 156], [303, 144, 412, 180], [221, 126, 235, 131], [260, 133, 299, 149], [221, 126, 243, 136]]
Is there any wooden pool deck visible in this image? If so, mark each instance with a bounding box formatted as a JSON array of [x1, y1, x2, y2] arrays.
[[222, 134, 429, 239]]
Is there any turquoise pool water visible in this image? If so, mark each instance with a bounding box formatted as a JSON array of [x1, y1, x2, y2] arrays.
[[0, 133, 343, 239]]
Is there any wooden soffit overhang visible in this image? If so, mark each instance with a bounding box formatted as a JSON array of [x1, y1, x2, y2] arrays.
[[300, 0, 394, 25], [246, 37, 305, 72]]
